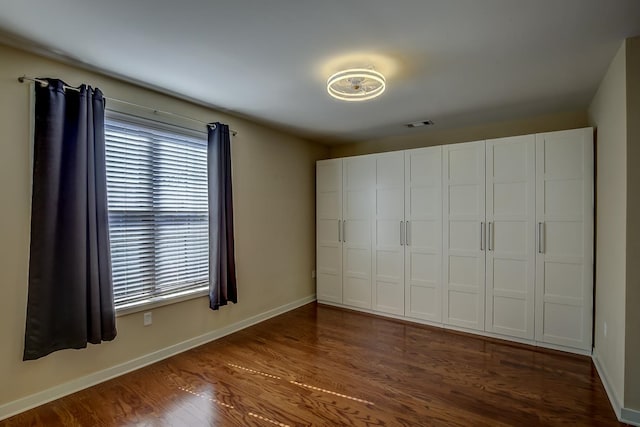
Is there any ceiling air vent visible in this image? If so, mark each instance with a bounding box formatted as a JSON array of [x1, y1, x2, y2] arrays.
[[405, 120, 434, 128]]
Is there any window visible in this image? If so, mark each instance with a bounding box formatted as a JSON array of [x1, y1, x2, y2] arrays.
[[105, 115, 209, 310]]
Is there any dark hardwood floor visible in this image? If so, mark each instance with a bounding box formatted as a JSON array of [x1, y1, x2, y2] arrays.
[[2, 303, 622, 426]]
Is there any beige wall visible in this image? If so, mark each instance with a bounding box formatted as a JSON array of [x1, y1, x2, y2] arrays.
[[624, 36, 640, 411], [328, 110, 588, 158], [588, 41, 628, 407], [0, 44, 328, 407]]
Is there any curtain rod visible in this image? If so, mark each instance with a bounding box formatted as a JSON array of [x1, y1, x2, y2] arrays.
[[18, 75, 238, 136]]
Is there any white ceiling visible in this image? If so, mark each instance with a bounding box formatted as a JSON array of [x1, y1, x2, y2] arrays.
[[0, 0, 639, 143]]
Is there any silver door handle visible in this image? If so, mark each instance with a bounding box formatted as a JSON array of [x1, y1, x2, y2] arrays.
[[338, 220, 341, 242], [400, 221, 404, 246], [480, 222, 485, 251], [488, 222, 493, 251], [343, 220, 346, 243], [406, 221, 411, 246], [538, 222, 544, 254]]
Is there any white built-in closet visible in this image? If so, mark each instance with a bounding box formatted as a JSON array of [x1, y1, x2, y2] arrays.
[[316, 127, 593, 354]]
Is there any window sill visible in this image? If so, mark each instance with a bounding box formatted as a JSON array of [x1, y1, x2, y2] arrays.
[[115, 287, 209, 317]]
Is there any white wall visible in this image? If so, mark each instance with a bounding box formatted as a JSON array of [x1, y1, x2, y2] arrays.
[[624, 35, 640, 413], [0, 43, 328, 414], [588, 41, 628, 409]]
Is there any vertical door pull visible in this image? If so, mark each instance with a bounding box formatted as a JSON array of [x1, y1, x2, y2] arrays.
[[480, 222, 485, 251], [338, 220, 341, 242], [406, 221, 411, 246], [537, 222, 541, 254], [343, 220, 346, 243], [489, 222, 494, 251]]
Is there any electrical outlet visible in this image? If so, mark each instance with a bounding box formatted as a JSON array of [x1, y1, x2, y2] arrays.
[[604, 321, 607, 337], [143, 311, 152, 326], [311, 270, 316, 279]]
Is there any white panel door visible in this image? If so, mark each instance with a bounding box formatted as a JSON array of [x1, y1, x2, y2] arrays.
[[373, 152, 405, 315], [343, 155, 375, 309], [443, 141, 486, 331], [535, 128, 594, 351], [485, 136, 536, 339], [405, 147, 443, 322], [316, 159, 343, 304]]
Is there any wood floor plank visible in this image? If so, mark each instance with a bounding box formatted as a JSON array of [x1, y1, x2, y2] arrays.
[[1, 303, 624, 426]]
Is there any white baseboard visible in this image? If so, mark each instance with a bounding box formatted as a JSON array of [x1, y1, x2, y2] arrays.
[[591, 348, 640, 426], [592, 348, 626, 423], [534, 341, 592, 356], [318, 300, 443, 329], [623, 407, 640, 426], [0, 294, 317, 422], [319, 301, 591, 356]]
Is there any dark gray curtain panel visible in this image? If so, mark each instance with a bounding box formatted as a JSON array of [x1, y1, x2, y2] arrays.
[[24, 79, 116, 361], [207, 123, 237, 310]]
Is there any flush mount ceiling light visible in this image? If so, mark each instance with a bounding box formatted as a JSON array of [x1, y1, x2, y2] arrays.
[[327, 68, 386, 102]]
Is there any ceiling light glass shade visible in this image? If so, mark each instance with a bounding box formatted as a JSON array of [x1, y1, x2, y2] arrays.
[[327, 68, 386, 102]]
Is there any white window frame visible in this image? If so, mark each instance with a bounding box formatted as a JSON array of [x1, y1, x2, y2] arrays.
[[105, 110, 210, 316]]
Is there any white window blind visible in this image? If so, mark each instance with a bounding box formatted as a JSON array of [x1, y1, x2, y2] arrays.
[[105, 117, 209, 310]]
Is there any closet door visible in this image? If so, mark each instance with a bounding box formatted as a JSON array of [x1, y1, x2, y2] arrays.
[[316, 159, 343, 304], [485, 136, 535, 339], [535, 128, 594, 351], [443, 141, 486, 331], [405, 147, 442, 322], [373, 152, 405, 315], [342, 156, 375, 309]]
